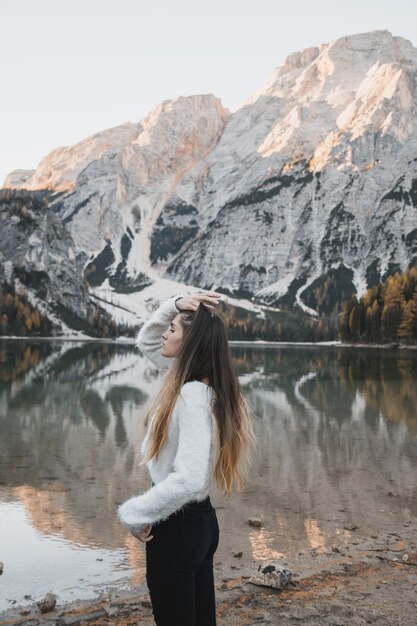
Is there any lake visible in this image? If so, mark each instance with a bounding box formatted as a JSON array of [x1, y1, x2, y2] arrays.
[[1, 340, 417, 612]]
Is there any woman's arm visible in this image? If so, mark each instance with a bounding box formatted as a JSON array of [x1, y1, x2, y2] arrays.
[[117, 382, 213, 529], [135, 294, 184, 370]]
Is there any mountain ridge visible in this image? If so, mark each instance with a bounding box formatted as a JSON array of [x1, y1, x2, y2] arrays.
[[2, 29, 417, 335]]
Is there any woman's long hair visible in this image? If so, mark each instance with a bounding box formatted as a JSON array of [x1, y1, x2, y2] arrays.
[[138, 302, 256, 496]]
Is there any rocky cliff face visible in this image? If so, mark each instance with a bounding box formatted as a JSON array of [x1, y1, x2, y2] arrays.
[[3, 30, 417, 329], [165, 31, 417, 314], [0, 189, 119, 336]]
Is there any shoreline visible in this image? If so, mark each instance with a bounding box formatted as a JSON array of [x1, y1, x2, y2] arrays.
[[1, 522, 416, 625], [1, 335, 417, 350]]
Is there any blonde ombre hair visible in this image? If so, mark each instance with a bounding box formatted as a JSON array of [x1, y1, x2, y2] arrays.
[[138, 302, 256, 496]]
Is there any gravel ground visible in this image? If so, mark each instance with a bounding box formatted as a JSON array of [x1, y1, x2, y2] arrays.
[[1, 522, 417, 626]]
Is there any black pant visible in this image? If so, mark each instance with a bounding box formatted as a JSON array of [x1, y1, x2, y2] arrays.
[[145, 495, 219, 625]]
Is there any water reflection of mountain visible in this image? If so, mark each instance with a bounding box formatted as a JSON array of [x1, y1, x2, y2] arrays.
[[234, 346, 417, 432], [0, 341, 54, 384], [0, 341, 416, 562], [0, 340, 153, 551], [237, 346, 417, 541], [0, 341, 148, 443]]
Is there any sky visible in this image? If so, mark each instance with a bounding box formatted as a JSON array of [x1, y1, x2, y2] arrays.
[[1, 0, 417, 185]]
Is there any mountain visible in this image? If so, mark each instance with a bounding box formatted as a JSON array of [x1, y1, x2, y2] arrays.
[[0, 188, 122, 336], [2, 30, 417, 335]]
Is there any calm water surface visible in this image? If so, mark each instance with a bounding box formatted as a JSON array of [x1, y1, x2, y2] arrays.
[[1, 340, 417, 611]]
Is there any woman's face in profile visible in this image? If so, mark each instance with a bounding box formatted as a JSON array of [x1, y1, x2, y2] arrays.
[[161, 314, 184, 358]]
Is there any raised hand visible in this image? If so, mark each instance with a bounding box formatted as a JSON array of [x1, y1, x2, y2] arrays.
[[175, 291, 222, 312]]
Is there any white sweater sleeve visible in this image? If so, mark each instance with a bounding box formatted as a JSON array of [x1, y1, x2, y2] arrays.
[[117, 382, 212, 531], [135, 294, 185, 371]]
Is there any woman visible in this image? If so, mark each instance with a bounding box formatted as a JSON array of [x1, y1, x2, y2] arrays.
[[117, 290, 255, 626]]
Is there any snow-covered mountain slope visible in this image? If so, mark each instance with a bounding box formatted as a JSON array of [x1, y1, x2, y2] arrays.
[[3, 30, 417, 327]]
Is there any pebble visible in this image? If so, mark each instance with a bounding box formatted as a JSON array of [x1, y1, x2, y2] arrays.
[[103, 606, 119, 617], [19, 608, 31, 615], [248, 517, 262, 527], [37, 592, 57, 613], [344, 524, 359, 531]]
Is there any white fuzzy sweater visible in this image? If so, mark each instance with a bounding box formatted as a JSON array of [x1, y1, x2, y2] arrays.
[[117, 295, 216, 534]]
